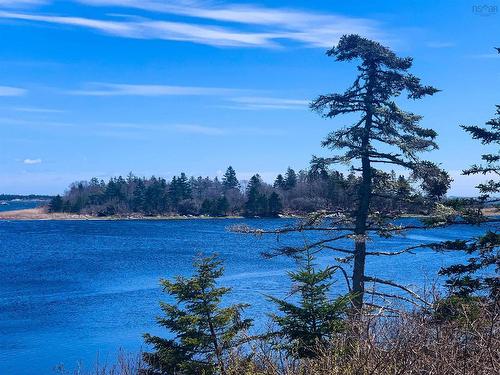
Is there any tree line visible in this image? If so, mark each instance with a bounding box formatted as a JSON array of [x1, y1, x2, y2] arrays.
[[0, 194, 53, 201], [48, 164, 433, 217]]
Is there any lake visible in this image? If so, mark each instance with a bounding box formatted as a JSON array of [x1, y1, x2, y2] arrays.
[[0, 218, 495, 374]]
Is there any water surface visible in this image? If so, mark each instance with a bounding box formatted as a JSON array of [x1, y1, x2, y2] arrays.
[[0, 219, 494, 374]]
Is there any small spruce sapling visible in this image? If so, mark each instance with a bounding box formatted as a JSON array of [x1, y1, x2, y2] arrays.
[[143, 255, 252, 375]]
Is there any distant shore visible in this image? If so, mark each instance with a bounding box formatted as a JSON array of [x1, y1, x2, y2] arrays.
[[0, 206, 498, 221], [0, 207, 246, 220]]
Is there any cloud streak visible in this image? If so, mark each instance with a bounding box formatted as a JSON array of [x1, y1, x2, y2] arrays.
[[0, 11, 279, 47], [0, 0, 386, 48], [0, 85, 26, 96], [13, 106, 65, 113], [0, 0, 47, 7], [68, 82, 246, 96], [228, 96, 309, 110], [95, 122, 285, 137], [23, 158, 42, 164]]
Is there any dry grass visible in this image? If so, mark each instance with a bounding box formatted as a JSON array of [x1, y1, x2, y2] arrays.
[[55, 303, 499, 375], [227, 302, 499, 375]]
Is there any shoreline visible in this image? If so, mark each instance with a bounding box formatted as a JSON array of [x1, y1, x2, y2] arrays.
[[0, 207, 498, 221], [0, 207, 296, 221]]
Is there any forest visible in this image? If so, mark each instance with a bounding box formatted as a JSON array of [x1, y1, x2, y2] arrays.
[[48, 164, 444, 217]]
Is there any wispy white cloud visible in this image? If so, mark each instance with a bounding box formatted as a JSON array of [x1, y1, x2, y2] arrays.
[[0, 117, 72, 127], [0, 0, 47, 7], [96, 122, 284, 137], [0, 11, 279, 47], [23, 158, 42, 164], [79, 0, 376, 29], [228, 96, 309, 110], [0, 0, 386, 48], [68, 82, 246, 96], [13, 106, 65, 113], [0, 85, 26, 96]]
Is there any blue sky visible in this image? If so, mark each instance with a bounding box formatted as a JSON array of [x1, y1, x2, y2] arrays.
[[0, 0, 498, 195]]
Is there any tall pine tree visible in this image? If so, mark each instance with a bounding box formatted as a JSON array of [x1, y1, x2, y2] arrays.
[[235, 35, 450, 313]]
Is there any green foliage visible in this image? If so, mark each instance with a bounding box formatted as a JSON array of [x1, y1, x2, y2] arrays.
[[143, 255, 252, 375], [244, 174, 268, 217], [131, 179, 146, 212], [307, 34, 444, 309], [436, 49, 500, 303], [432, 295, 482, 325], [438, 231, 499, 299], [48, 195, 63, 212], [0, 194, 53, 200], [267, 192, 283, 217], [222, 166, 240, 190], [273, 174, 286, 189], [52, 165, 428, 217], [284, 167, 297, 190], [461, 102, 499, 199], [200, 196, 230, 217], [268, 252, 348, 358], [170, 173, 193, 207]]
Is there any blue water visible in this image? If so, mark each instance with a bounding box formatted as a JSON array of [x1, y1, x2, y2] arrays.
[[0, 219, 496, 374], [0, 200, 45, 212]]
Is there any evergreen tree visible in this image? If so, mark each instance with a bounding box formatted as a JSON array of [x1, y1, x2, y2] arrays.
[[273, 174, 286, 189], [178, 173, 193, 200], [309, 156, 330, 180], [462, 111, 500, 199], [284, 167, 297, 190], [215, 196, 229, 216], [145, 177, 168, 214], [200, 199, 213, 216], [48, 195, 63, 212], [435, 54, 500, 301], [308, 34, 447, 310], [246, 174, 262, 193], [222, 166, 240, 190], [131, 179, 146, 212], [169, 173, 192, 207], [236, 35, 449, 313], [245, 174, 267, 217], [268, 192, 283, 217], [396, 175, 411, 197], [143, 255, 252, 375], [268, 252, 348, 358]]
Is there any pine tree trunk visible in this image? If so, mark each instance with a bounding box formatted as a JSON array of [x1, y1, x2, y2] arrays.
[[352, 153, 371, 311], [207, 317, 226, 375], [202, 288, 227, 375], [351, 64, 375, 312]]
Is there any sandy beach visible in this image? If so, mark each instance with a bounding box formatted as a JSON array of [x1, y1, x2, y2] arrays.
[[0, 207, 248, 220], [0, 206, 497, 221]]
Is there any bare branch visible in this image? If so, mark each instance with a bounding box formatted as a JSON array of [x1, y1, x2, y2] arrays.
[[364, 275, 430, 306]]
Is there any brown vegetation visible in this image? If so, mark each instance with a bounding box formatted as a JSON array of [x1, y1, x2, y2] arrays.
[[56, 301, 499, 375]]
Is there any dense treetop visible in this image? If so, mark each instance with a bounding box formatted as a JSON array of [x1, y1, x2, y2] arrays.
[[49, 163, 429, 218]]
